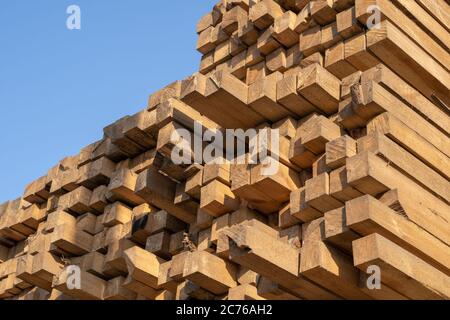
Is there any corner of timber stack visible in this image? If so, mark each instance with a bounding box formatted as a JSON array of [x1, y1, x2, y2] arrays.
[[1, 0, 449, 301]]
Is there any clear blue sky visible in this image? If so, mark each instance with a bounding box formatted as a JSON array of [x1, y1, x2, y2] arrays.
[[0, 1, 217, 203]]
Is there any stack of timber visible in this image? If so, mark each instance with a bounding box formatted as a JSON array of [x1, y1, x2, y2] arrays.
[[1, 0, 449, 300]]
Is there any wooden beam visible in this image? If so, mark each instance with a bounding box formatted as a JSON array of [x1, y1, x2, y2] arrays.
[[123, 246, 165, 289], [0, 244, 8, 263], [325, 41, 358, 79], [89, 185, 108, 213], [290, 187, 322, 223], [367, 112, 450, 180], [257, 276, 301, 300], [416, 0, 450, 33], [148, 81, 182, 110], [340, 71, 361, 99], [309, 0, 337, 25], [102, 237, 130, 275], [346, 151, 450, 227], [231, 163, 282, 214], [17, 253, 63, 292], [277, 73, 319, 117], [294, 3, 317, 34], [50, 223, 93, 256], [249, 0, 284, 30], [205, 70, 266, 128], [104, 276, 137, 300], [297, 64, 341, 115], [321, 22, 342, 50], [18, 204, 46, 230], [300, 240, 371, 299], [362, 64, 450, 138], [324, 206, 359, 254], [221, 5, 247, 35], [228, 284, 265, 300], [58, 186, 92, 215], [180, 73, 245, 129], [175, 280, 216, 300], [273, 11, 299, 47], [346, 195, 450, 276], [393, 0, 450, 52], [353, 81, 450, 160], [355, 0, 450, 72], [108, 168, 145, 207], [146, 231, 172, 260], [353, 233, 450, 300], [344, 33, 380, 71], [71, 251, 105, 279], [329, 166, 363, 202], [54, 267, 106, 300], [196, 10, 222, 34], [78, 157, 116, 190], [200, 180, 240, 218], [130, 208, 167, 245], [183, 250, 237, 295], [379, 189, 450, 246], [121, 110, 157, 150], [135, 168, 196, 223], [365, 20, 450, 107], [122, 275, 162, 299], [103, 202, 133, 227], [357, 133, 450, 202], [297, 115, 342, 154], [305, 173, 343, 213], [238, 21, 259, 46], [223, 223, 340, 299], [326, 135, 357, 169], [300, 25, 322, 56], [249, 72, 294, 122], [336, 6, 362, 39], [358, 272, 408, 300], [157, 260, 179, 292]]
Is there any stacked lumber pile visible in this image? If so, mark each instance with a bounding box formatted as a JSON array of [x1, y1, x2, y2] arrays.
[[1, 0, 449, 300]]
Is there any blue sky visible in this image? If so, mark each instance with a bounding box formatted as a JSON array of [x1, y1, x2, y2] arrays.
[[0, 1, 217, 203]]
